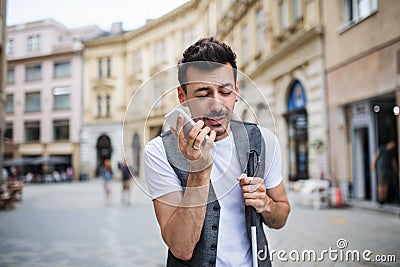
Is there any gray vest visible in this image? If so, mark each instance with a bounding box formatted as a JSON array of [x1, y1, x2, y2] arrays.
[[162, 120, 272, 267]]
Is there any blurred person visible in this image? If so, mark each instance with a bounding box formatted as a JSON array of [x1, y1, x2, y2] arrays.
[[25, 172, 33, 183], [144, 38, 290, 266], [99, 159, 113, 204], [52, 170, 61, 183], [66, 167, 73, 182], [2, 168, 8, 183], [120, 162, 133, 205], [9, 166, 17, 182], [371, 140, 398, 204]]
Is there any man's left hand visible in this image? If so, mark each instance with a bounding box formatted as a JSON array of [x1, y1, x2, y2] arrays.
[[237, 174, 272, 213]]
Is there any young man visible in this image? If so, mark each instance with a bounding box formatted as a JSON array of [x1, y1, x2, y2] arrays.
[[144, 37, 290, 266]]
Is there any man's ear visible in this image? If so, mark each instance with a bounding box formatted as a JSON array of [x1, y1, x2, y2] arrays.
[[177, 86, 188, 106], [235, 80, 240, 102]]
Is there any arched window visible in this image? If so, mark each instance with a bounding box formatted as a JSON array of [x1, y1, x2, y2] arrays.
[[96, 134, 112, 174], [286, 80, 309, 181]]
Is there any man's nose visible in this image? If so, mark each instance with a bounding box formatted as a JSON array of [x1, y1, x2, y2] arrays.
[[208, 93, 224, 110]]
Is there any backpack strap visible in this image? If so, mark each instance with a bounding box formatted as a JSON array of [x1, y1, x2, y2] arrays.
[[231, 120, 271, 267]]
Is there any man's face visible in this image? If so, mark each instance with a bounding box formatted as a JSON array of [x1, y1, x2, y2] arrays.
[[178, 63, 239, 141]]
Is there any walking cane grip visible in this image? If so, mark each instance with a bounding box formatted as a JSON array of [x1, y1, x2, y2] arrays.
[[247, 151, 258, 267]]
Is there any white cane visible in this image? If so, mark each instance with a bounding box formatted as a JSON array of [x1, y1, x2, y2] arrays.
[[247, 151, 259, 267]]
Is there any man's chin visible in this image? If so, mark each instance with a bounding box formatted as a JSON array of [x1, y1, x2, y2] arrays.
[[209, 124, 228, 137]]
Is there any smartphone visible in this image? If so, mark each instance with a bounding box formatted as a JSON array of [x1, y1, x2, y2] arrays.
[[164, 108, 196, 139]]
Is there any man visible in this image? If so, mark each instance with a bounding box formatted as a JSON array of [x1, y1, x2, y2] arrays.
[[144, 37, 290, 266], [371, 140, 398, 204]]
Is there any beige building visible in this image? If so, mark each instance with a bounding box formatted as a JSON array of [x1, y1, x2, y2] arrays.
[[82, 0, 329, 184], [4, 19, 103, 180], [325, 0, 400, 203]]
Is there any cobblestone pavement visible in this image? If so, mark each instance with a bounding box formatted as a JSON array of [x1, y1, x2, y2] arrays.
[[265, 193, 400, 267], [0, 179, 167, 267], [0, 180, 399, 267]]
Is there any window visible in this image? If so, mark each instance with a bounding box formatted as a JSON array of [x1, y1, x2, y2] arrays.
[[256, 8, 265, 52], [241, 23, 249, 63], [280, 0, 289, 31], [182, 27, 195, 51], [132, 50, 142, 73], [5, 122, 13, 142], [106, 57, 111, 78], [54, 61, 71, 78], [53, 87, 70, 110], [27, 35, 40, 51], [25, 121, 40, 142], [344, 0, 377, 26], [6, 94, 14, 113], [106, 95, 111, 117], [6, 39, 13, 55], [97, 95, 102, 117], [292, 0, 301, 22], [53, 120, 69, 141], [97, 57, 111, 78], [7, 68, 15, 84], [154, 39, 166, 65], [98, 58, 103, 78], [25, 64, 42, 81], [25, 92, 41, 112]]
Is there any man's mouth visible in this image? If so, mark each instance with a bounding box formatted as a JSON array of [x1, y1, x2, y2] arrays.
[[205, 116, 225, 126]]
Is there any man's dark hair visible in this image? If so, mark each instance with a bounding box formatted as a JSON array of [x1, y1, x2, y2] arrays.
[[177, 37, 237, 92]]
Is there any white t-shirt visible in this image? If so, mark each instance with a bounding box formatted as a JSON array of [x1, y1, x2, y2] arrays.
[[144, 126, 282, 266]]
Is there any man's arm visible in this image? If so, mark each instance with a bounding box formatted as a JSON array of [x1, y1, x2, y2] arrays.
[[153, 170, 210, 261], [152, 117, 216, 261], [261, 182, 290, 229]]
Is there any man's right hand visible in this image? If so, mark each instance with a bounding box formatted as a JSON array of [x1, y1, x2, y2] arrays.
[[171, 114, 216, 173]]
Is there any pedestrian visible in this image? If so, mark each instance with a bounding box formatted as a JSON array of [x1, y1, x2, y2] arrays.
[[144, 37, 290, 266], [371, 140, 398, 204], [99, 159, 113, 204], [120, 162, 133, 205], [2, 168, 8, 183], [66, 167, 73, 182]]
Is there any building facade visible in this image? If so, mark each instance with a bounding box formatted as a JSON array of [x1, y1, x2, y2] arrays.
[[82, 0, 330, 184], [325, 0, 400, 204], [4, 19, 103, 180]]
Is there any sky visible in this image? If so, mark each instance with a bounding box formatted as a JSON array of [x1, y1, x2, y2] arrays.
[[7, 0, 190, 31]]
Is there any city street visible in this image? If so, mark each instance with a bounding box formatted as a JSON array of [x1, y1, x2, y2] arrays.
[[0, 179, 399, 267]]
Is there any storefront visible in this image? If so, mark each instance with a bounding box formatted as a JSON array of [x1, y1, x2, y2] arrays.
[[349, 94, 399, 203]]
